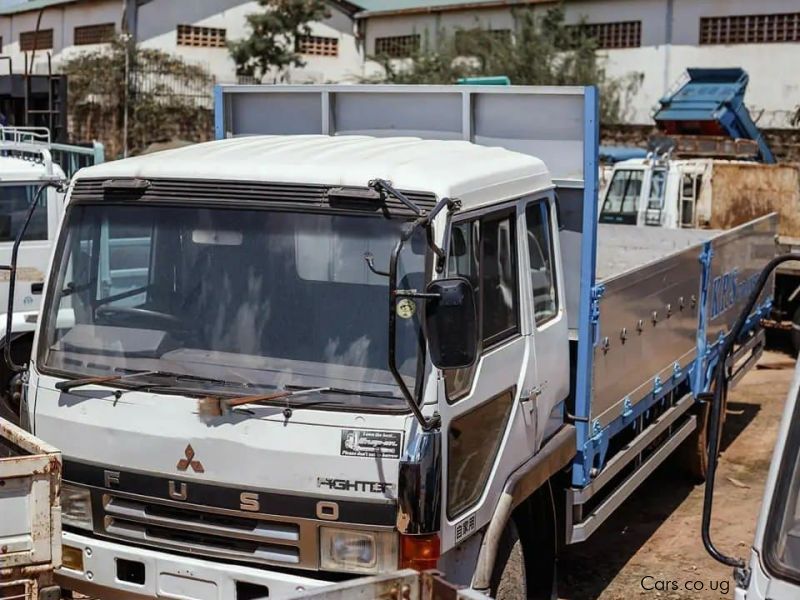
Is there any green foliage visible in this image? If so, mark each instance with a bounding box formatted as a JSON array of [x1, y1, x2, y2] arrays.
[[228, 0, 330, 81], [367, 7, 643, 124], [62, 37, 214, 157]]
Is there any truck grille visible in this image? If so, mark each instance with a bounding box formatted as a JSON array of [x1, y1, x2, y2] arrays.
[[99, 493, 318, 569]]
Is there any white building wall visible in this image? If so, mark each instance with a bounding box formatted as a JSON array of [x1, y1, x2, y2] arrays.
[[137, 0, 363, 84], [0, 0, 363, 84], [0, 1, 121, 74], [362, 0, 800, 127]]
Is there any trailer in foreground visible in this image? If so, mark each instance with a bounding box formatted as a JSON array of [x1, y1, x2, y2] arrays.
[[0, 416, 62, 600]]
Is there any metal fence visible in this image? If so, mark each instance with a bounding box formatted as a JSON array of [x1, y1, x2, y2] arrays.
[[131, 63, 215, 109]]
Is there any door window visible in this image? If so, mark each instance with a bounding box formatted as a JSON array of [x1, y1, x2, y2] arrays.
[[0, 185, 48, 242], [525, 201, 558, 325], [445, 210, 519, 401], [599, 169, 644, 224]]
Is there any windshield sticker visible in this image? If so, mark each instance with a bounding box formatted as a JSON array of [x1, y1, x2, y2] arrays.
[[396, 298, 416, 319], [341, 430, 402, 459]]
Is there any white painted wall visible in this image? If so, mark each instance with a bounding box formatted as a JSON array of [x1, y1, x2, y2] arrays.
[[0, 0, 364, 84], [136, 0, 363, 84], [362, 0, 800, 127]]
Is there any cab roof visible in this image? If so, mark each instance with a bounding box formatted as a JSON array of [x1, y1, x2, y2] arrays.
[[0, 155, 64, 181], [74, 135, 553, 209]]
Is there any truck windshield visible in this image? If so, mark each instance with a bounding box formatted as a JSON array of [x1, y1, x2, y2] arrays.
[[599, 169, 643, 224], [0, 185, 48, 242], [764, 389, 800, 585], [39, 203, 426, 408]]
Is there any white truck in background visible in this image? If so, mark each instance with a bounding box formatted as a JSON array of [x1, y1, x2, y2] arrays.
[[0, 128, 67, 423], [0, 85, 777, 600]]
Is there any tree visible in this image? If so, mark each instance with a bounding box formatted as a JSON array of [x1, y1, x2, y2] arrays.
[[62, 37, 214, 158], [228, 0, 331, 82], [367, 7, 643, 124]]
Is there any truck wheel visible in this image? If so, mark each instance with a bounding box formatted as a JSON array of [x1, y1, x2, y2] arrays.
[[491, 487, 558, 600], [791, 305, 800, 355], [680, 401, 710, 482]]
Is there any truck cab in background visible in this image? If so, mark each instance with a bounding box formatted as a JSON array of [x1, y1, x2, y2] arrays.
[[0, 127, 66, 423]]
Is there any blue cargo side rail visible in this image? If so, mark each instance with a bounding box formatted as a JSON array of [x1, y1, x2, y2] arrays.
[[565, 214, 777, 544]]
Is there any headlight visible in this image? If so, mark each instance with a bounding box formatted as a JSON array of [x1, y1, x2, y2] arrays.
[[319, 527, 398, 574], [61, 484, 93, 531]]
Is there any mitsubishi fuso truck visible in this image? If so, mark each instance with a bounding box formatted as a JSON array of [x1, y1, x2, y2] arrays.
[[7, 85, 777, 599]]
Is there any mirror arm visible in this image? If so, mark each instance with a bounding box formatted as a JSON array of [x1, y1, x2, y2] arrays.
[[364, 252, 390, 278], [387, 225, 440, 432]]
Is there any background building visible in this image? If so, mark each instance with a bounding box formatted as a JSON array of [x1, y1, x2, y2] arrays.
[[355, 0, 800, 127], [0, 0, 364, 84], [0, 0, 798, 127]]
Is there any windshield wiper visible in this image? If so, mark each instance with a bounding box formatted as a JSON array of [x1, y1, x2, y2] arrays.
[[197, 385, 397, 418], [198, 386, 334, 417], [285, 384, 400, 399], [55, 370, 241, 393], [55, 369, 162, 392]]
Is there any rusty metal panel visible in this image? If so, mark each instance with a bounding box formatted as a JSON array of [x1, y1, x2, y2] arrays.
[[708, 162, 800, 237], [0, 418, 61, 577]]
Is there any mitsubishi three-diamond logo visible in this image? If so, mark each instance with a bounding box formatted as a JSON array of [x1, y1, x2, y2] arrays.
[[176, 444, 204, 473]]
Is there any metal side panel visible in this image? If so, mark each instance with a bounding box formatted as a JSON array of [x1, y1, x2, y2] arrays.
[[215, 84, 589, 181], [705, 213, 778, 342], [0, 418, 62, 572], [591, 239, 704, 428]]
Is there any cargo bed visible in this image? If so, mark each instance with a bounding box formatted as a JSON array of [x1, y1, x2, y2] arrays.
[[0, 418, 62, 599], [567, 214, 776, 542]]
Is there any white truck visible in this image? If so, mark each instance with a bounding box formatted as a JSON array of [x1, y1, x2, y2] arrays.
[[725, 351, 800, 600], [5, 85, 777, 599], [0, 127, 67, 424], [734, 355, 800, 600]]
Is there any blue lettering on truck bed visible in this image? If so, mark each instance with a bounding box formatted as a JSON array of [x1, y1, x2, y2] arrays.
[[710, 268, 759, 320]]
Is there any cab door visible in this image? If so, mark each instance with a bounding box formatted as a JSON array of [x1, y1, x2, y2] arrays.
[[0, 183, 57, 320], [519, 195, 569, 450], [438, 200, 532, 549]]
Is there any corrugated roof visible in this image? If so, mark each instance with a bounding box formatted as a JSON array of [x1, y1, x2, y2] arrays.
[[353, 0, 546, 17], [0, 0, 80, 16]]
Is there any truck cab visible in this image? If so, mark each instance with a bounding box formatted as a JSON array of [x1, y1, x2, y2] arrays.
[[0, 127, 65, 423], [738, 361, 800, 600], [598, 157, 705, 229]]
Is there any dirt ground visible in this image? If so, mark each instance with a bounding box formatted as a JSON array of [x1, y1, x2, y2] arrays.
[[556, 348, 796, 600]]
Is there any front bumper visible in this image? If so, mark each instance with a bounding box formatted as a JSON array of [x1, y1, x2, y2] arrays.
[[57, 530, 329, 600]]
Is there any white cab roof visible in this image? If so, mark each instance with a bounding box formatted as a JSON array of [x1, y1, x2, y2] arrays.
[[0, 155, 63, 181], [75, 135, 553, 209]]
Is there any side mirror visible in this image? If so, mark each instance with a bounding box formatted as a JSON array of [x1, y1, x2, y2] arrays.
[[424, 278, 478, 370]]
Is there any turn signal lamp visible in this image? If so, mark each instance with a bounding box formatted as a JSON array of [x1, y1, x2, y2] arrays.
[[400, 533, 440, 570], [62, 544, 84, 572]]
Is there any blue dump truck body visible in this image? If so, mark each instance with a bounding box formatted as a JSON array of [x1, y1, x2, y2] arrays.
[[654, 68, 775, 163]]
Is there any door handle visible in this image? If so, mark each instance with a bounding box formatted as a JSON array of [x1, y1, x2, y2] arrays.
[[31, 282, 44, 295], [521, 381, 546, 403]]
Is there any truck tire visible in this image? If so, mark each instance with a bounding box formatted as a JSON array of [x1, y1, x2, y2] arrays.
[[680, 401, 710, 482], [491, 486, 558, 600], [791, 305, 800, 355]]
